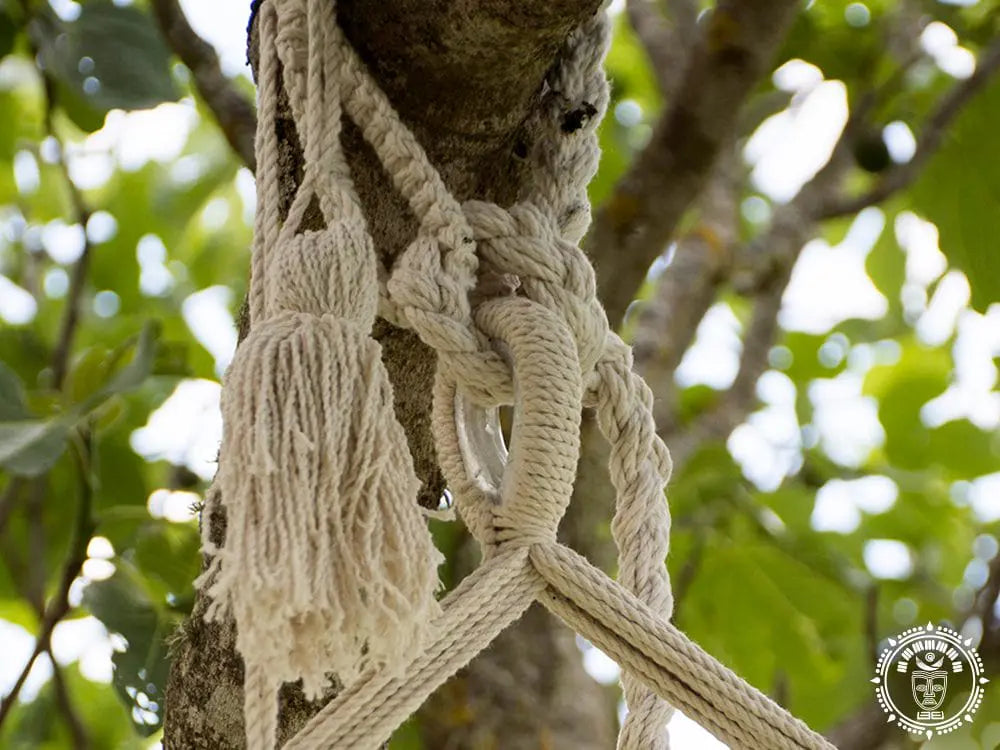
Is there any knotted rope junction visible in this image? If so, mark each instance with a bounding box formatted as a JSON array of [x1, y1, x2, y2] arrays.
[[198, 1, 839, 748]]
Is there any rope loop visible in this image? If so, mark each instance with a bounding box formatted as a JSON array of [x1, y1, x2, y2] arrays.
[[434, 296, 583, 551]]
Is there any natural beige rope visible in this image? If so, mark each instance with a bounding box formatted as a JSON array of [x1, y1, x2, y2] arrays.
[[198, 1, 442, 747], [203, 1, 839, 749]]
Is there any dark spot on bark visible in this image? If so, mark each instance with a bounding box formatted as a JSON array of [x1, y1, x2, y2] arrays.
[[513, 139, 528, 158], [560, 101, 597, 133]]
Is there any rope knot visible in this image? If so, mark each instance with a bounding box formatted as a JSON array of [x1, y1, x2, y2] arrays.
[[267, 224, 378, 322], [463, 201, 609, 385]]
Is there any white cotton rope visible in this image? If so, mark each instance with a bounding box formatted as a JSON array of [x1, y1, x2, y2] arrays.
[[204, 1, 839, 749]]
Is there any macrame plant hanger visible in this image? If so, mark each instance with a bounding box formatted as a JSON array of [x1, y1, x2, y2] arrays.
[[198, 0, 840, 748]]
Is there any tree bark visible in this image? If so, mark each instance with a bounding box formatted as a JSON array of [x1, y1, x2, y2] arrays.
[[163, 1, 615, 747]]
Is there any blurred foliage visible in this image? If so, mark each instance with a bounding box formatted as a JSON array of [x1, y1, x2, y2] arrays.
[[0, 0, 247, 744], [0, 0, 996, 748]]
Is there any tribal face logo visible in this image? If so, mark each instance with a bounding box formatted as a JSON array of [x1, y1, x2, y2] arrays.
[[911, 651, 947, 712], [872, 623, 988, 739]]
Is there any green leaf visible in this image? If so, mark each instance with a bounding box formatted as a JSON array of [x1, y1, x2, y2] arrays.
[[103, 322, 159, 396], [863, 209, 906, 320], [82, 566, 172, 735], [863, 339, 951, 470], [132, 520, 200, 600], [0, 323, 158, 477], [77, 321, 160, 414], [33, 2, 179, 125], [911, 77, 1000, 311], [0, 418, 70, 476], [680, 538, 865, 729], [928, 419, 1000, 479], [0, 360, 29, 420]]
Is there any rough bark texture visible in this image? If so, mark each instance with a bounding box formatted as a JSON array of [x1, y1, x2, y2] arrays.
[[163, 1, 616, 748]]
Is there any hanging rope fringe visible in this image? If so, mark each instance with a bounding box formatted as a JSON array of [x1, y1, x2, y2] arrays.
[[202, 1, 839, 748], [197, 2, 441, 746]]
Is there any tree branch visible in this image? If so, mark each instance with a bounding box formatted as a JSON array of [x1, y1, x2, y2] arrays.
[[625, 0, 697, 98], [671, 40, 1000, 471], [40, 76, 92, 390], [49, 650, 90, 750], [664, 274, 784, 468], [633, 150, 740, 432], [150, 0, 257, 170], [976, 552, 1000, 635], [818, 38, 1000, 220], [587, 0, 800, 324]]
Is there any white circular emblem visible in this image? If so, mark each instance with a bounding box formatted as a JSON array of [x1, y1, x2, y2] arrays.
[[872, 622, 988, 739]]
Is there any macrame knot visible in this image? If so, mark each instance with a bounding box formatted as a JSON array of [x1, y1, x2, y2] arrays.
[[463, 201, 608, 384], [267, 224, 378, 321], [388, 233, 515, 407]]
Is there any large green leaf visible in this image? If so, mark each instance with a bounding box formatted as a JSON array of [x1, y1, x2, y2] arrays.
[[864, 339, 952, 470], [911, 77, 1000, 311], [82, 565, 173, 736], [680, 536, 866, 730], [0, 360, 29, 420], [0, 418, 70, 476], [33, 2, 179, 130], [132, 520, 200, 601], [0, 323, 157, 476]]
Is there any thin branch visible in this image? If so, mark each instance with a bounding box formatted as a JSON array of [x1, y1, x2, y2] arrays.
[[0, 478, 24, 537], [625, 0, 697, 99], [0, 433, 94, 730], [864, 585, 879, 668], [150, 0, 257, 170], [36, 49, 92, 390], [663, 275, 784, 469], [633, 239, 724, 428], [633, 150, 740, 432], [818, 38, 1000, 219], [675, 41, 1000, 466], [640, 61, 886, 466], [49, 648, 89, 749], [26, 477, 46, 612], [976, 553, 1000, 631], [655, 136, 856, 466], [587, 0, 800, 324]]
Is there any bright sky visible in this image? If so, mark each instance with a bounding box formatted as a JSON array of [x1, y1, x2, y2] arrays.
[[1, 1, 998, 747]]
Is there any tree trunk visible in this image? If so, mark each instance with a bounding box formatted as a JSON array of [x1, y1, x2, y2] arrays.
[[163, 1, 616, 747]]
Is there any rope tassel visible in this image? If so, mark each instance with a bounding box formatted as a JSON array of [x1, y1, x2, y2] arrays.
[[199, 225, 442, 743], [195, 0, 449, 743]]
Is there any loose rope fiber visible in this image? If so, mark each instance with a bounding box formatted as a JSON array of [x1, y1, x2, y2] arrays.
[[200, 1, 839, 748]]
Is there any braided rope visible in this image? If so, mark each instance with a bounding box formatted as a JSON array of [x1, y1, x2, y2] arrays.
[[213, 2, 839, 749]]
